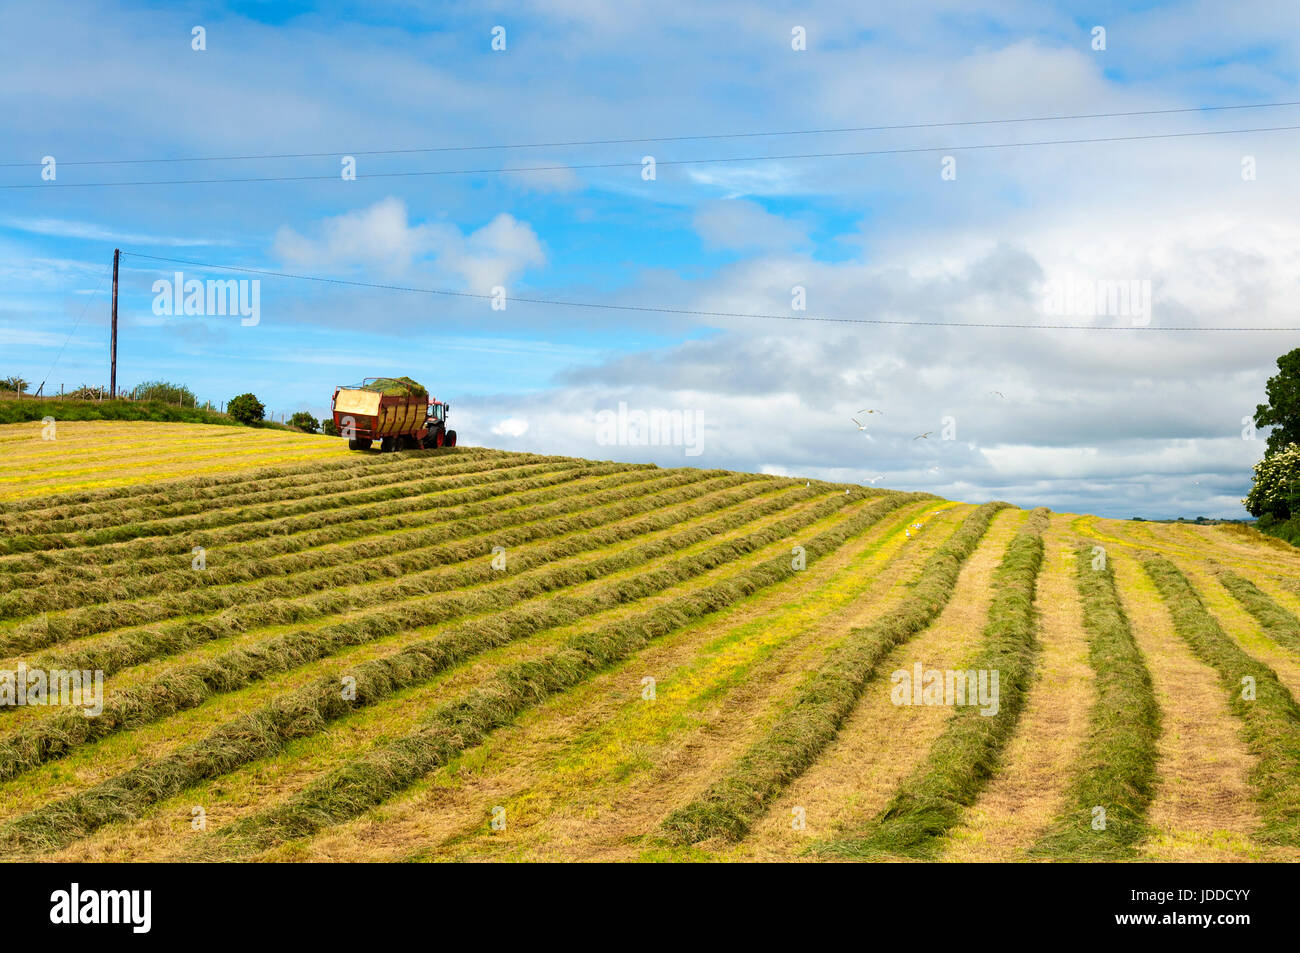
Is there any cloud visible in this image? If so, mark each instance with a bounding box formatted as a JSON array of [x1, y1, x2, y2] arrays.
[[491, 416, 531, 437], [693, 199, 809, 252], [273, 199, 545, 291]]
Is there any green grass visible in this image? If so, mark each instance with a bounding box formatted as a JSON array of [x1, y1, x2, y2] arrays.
[[194, 492, 921, 859], [0, 397, 267, 427], [657, 501, 1008, 845], [1142, 555, 1300, 845], [814, 507, 1050, 859], [0, 489, 904, 853], [1218, 569, 1300, 654], [1030, 547, 1160, 859]]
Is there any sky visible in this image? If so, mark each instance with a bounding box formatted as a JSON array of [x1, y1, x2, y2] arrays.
[[2, 0, 1298, 518]]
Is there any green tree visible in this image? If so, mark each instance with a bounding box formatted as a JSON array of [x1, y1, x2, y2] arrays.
[[289, 411, 320, 434], [1243, 443, 1300, 522], [1254, 348, 1300, 456], [321, 418, 339, 437], [130, 380, 197, 405], [226, 393, 265, 425], [1, 376, 29, 395]]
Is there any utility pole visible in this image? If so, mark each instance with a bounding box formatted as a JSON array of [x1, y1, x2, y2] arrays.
[[110, 248, 119, 399]]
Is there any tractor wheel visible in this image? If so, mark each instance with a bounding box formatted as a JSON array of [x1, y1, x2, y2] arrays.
[[445, 429, 457, 448], [347, 438, 372, 451], [380, 436, 396, 453]]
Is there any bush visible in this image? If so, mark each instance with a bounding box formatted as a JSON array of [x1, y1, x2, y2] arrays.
[[130, 380, 197, 406], [289, 412, 320, 434], [227, 393, 265, 425], [0, 376, 29, 395], [1243, 443, 1300, 522], [321, 418, 339, 437]]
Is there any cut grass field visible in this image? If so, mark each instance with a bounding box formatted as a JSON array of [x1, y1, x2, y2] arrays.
[[2, 419, 1298, 862]]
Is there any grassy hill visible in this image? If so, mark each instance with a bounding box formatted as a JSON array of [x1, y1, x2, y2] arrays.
[[1, 419, 1299, 862]]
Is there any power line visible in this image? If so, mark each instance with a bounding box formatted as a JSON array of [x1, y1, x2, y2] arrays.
[[122, 251, 1300, 332], [5, 99, 1299, 169], [36, 267, 109, 394], [8, 123, 1300, 191]]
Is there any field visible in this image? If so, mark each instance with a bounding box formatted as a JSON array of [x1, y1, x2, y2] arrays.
[[3, 420, 1300, 862]]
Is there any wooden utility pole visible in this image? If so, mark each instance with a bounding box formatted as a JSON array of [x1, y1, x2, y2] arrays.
[[109, 248, 120, 399]]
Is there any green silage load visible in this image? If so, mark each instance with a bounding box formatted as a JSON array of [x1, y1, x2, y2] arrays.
[[365, 377, 428, 398]]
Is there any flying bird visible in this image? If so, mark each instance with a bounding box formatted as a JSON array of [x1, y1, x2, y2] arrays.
[[858, 408, 882, 415], [865, 475, 885, 484], [914, 432, 932, 440], [850, 417, 870, 431], [990, 390, 1006, 399]]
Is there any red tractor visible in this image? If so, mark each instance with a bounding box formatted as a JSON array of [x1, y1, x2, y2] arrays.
[[331, 377, 457, 452]]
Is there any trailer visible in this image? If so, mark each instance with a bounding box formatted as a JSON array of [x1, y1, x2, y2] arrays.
[[331, 377, 456, 452]]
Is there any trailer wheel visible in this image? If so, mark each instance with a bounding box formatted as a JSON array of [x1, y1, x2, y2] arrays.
[[445, 429, 457, 448], [347, 438, 372, 451], [380, 436, 397, 452]]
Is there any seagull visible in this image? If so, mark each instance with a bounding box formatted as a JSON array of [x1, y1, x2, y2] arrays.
[[850, 417, 870, 431], [990, 390, 1006, 399], [806, 481, 810, 487], [858, 408, 882, 415], [865, 475, 885, 484], [914, 432, 932, 440], [927, 465, 940, 475]]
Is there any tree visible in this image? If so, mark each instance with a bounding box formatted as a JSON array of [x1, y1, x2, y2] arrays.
[[1254, 348, 1300, 456], [1, 376, 29, 395], [321, 418, 339, 437], [289, 411, 320, 434], [1243, 443, 1300, 522], [131, 380, 197, 405], [226, 393, 265, 425]]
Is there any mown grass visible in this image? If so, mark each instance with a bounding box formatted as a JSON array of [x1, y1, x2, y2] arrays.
[[0, 459, 606, 571], [0, 479, 829, 781], [0, 448, 504, 535], [0, 454, 572, 555], [189, 492, 921, 859], [1142, 556, 1300, 845], [814, 507, 1050, 859], [398, 502, 963, 862], [1218, 569, 1300, 655], [1, 461, 650, 595], [0, 487, 902, 853], [1030, 546, 1160, 859], [0, 468, 727, 640], [657, 501, 1009, 845]]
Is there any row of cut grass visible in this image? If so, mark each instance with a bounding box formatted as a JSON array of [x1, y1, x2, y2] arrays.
[[1030, 546, 1161, 859], [3, 461, 652, 592], [1141, 555, 1300, 844], [0, 448, 504, 534], [814, 507, 1050, 859], [20, 473, 765, 672], [0, 454, 565, 555], [0, 467, 723, 631], [0, 442, 492, 517], [1217, 569, 1300, 655], [0, 489, 899, 853], [190, 490, 917, 860], [0, 482, 849, 780], [0, 458, 609, 572], [657, 501, 1009, 845]]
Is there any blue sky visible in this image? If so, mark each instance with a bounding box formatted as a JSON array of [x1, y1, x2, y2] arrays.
[[3, 0, 1299, 517]]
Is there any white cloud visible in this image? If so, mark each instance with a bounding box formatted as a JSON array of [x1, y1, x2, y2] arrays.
[[273, 199, 545, 291]]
